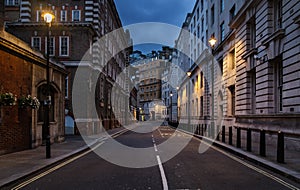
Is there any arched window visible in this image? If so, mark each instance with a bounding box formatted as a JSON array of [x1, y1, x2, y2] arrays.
[[37, 84, 56, 122]]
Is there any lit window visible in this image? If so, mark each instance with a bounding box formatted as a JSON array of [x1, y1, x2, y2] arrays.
[[59, 36, 69, 56], [72, 10, 81, 22]]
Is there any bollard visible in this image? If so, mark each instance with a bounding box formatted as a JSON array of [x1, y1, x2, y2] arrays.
[[207, 124, 210, 137], [222, 126, 225, 143], [216, 125, 220, 141], [247, 128, 252, 152], [277, 131, 285, 163], [229, 126, 233, 145], [260, 129, 266, 157], [236, 127, 241, 148]]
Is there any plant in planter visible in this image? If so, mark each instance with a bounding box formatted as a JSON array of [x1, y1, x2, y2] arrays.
[[0, 92, 17, 106], [18, 95, 40, 109]]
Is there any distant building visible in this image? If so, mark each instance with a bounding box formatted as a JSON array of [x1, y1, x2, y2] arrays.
[[134, 59, 166, 121]]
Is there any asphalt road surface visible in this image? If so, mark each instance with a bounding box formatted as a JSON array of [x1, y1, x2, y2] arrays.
[[9, 121, 300, 190]]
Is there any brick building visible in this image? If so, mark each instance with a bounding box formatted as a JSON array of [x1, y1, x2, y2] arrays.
[[0, 2, 67, 154], [4, 0, 132, 134]]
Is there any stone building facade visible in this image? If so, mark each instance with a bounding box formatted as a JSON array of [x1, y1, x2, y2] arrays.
[[134, 59, 166, 121], [176, 0, 300, 140], [4, 0, 132, 134]]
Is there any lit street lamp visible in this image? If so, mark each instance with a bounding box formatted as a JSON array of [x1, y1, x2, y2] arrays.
[[209, 36, 217, 138], [187, 72, 191, 130], [170, 92, 173, 123], [44, 12, 54, 158]]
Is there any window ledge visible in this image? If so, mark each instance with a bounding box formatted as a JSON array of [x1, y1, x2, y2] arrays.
[[294, 14, 300, 25], [242, 48, 257, 60], [262, 29, 285, 47]]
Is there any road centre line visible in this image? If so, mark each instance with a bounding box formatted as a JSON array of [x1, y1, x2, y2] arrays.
[[156, 155, 169, 190], [175, 129, 299, 190], [154, 143, 158, 152]]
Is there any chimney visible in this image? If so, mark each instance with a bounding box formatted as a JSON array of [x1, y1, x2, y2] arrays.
[[0, 0, 4, 30]]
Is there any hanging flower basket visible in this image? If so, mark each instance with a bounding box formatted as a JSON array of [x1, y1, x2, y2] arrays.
[[0, 92, 17, 106], [18, 95, 40, 109]]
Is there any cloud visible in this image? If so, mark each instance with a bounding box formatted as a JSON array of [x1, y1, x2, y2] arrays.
[[114, 0, 196, 53]]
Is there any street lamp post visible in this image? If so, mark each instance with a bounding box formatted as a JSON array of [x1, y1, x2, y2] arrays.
[[209, 36, 217, 138], [44, 12, 54, 158], [187, 72, 191, 131]]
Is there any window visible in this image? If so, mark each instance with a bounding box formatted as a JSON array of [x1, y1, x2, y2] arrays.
[[201, 17, 204, 32], [250, 70, 256, 113], [274, 58, 283, 112], [36, 10, 42, 22], [273, 0, 282, 30], [220, 22, 225, 41], [228, 85, 235, 116], [45, 37, 55, 56], [201, 0, 204, 12], [211, 5, 215, 26], [200, 96, 204, 116], [72, 10, 81, 21], [65, 76, 69, 98], [59, 36, 69, 56], [61, 10, 67, 22], [220, 0, 225, 13], [32, 37, 41, 51], [244, 16, 256, 51], [197, 25, 200, 38], [230, 4, 236, 22], [218, 59, 223, 75], [197, 7, 200, 20], [200, 72, 204, 88], [228, 49, 235, 70], [196, 98, 199, 116], [5, 0, 19, 6], [206, 10, 208, 26]]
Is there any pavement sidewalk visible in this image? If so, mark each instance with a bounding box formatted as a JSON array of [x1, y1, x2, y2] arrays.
[[176, 127, 300, 183], [0, 126, 128, 188]]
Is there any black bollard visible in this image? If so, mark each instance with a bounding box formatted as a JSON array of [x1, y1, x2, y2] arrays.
[[277, 131, 285, 163], [229, 126, 232, 145], [260, 129, 266, 157], [222, 125, 225, 143], [236, 127, 241, 148], [216, 125, 220, 141], [247, 128, 252, 152]]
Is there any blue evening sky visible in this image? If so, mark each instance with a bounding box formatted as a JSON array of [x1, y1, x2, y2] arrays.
[[114, 0, 196, 54]]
